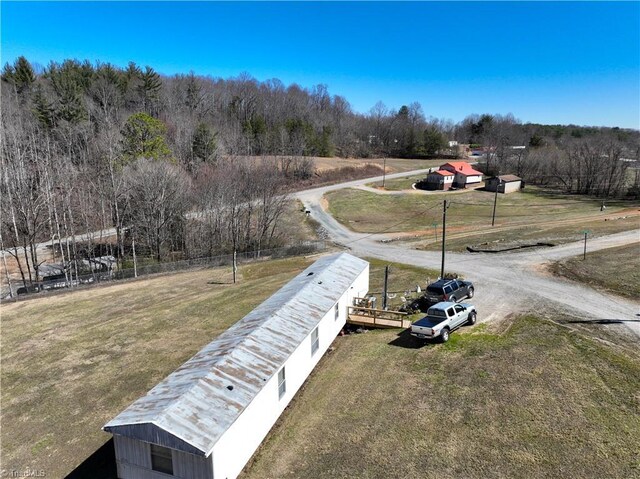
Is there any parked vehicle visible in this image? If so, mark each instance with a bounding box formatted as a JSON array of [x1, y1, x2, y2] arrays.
[[425, 278, 474, 304], [410, 301, 477, 342]]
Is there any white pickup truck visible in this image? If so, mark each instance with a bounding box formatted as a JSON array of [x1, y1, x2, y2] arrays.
[[410, 301, 477, 342]]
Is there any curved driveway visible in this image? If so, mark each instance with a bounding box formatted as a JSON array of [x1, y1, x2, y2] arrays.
[[295, 170, 640, 338]]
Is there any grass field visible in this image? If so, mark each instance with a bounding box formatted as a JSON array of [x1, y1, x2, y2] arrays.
[[418, 215, 640, 252], [0, 255, 433, 478], [1, 257, 317, 478], [549, 243, 640, 299], [326, 186, 640, 249], [3, 255, 639, 479], [366, 174, 426, 191], [313, 157, 441, 174], [244, 315, 640, 479]]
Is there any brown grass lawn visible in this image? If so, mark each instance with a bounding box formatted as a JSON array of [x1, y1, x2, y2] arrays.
[[3, 256, 639, 479], [244, 316, 640, 479], [0, 255, 430, 478], [308, 156, 441, 174], [326, 186, 640, 250], [549, 243, 640, 299], [1, 256, 315, 478]]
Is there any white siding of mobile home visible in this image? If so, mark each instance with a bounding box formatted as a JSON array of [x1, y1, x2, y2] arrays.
[[211, 266, 368, 479], [105, 253, 369, 479], [113, 435, 213, 479]]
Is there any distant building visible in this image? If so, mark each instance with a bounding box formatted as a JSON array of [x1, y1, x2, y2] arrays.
[[104, 252, 370, 479], [485, 175, 523, 194], [423, 169, 455, 190], [448, 140, 458, 147], [440, 161, 484, 188]]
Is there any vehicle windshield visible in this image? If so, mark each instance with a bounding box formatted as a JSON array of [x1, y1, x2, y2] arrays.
[[427, 308, 447, 317]]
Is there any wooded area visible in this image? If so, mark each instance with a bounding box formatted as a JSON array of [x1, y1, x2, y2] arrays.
[[1, 56, 638, 291]]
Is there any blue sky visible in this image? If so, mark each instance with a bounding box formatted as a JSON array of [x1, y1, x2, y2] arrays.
[[2, 1, 639, 128]]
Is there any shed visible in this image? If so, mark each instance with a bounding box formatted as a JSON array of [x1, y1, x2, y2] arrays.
[[103, 252, 370, 479], [440, 161, 483, 187], [485, 175, 523, 194]]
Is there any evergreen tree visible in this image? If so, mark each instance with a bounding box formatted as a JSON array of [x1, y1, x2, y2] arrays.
[[2, 56, 36, 94], [192, 123, 217, 163], [139, 66, 162, 114], [120, 62, 142, 109], [46, 60, 88, 123], [185, 72, 201, 112], [121, 112, 172, 164], [423, 126, 447, 155], [14, 56, 36, 93], [31, 84, 56, 129]]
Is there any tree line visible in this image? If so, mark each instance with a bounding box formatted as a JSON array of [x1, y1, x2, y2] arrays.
[[1, 56, 638, 290]]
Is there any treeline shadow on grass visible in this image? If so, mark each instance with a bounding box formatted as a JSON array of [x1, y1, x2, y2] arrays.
[[65, 439, 117, 479]]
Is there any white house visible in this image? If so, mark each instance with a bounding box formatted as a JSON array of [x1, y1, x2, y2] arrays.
[[441, 161, 484, 188], [103, 252, 370, 479], [423, 169, 455, 190]]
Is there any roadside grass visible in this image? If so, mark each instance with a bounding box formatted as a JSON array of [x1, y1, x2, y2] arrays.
[[278, 199, 321, 242], [325, 186, 639, 242], [366, 174, 425, 191], [416, 215, 640, 252], [0, 256, 315, 478], [244, 315, 640, 479], [548, 243, 640, 299]]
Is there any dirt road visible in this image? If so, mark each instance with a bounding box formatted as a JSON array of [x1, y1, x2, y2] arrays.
[[295, 174, 640, 339]]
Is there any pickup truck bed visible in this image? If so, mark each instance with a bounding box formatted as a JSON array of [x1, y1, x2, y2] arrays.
[[410, 301, 477, 342]]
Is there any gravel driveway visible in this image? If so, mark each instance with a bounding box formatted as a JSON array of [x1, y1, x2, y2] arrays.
[[296, 171, 640, 339]]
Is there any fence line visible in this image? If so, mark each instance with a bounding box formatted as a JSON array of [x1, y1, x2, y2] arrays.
[[2, 240, 332, 300]]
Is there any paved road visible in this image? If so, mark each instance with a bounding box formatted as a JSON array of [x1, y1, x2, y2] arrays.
[[295, 172, 640, 339]]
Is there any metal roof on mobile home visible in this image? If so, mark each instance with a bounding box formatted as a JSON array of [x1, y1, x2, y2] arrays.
[[103, 252, 368, 457]]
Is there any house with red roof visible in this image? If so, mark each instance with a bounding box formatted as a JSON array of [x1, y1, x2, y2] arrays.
[[440, 161, 483, 188], [423, 169, 455, 190]]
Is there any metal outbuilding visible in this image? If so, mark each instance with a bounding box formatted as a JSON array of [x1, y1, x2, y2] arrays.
[[485, 175, 523, 194], [104, 252, 369, 479]]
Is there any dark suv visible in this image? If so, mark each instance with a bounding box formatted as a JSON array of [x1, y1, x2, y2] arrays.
[[425, 278, 474, 304]]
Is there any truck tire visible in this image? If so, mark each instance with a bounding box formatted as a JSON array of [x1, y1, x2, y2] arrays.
[[467, 287, 474, 298], [449, 295, 457, 303], [440, 328, 450, 343], [467, 312, 477, 325]]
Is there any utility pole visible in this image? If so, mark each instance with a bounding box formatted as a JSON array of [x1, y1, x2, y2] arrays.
[[582, 230, 590, 260], [232, 250, 237, 283], [491, 178, 501, 227], [382, 157, 387, 188], [441, 200, 447, 279], [0, 232, 13, 298], [382, 265, 389, 310], [132, 234, 138, 278]]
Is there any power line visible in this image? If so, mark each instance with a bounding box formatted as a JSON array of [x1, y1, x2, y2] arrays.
[[344, 203, 440, 245]]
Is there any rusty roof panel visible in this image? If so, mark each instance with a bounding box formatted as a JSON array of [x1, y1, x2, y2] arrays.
[[104, 252, 368, 456]]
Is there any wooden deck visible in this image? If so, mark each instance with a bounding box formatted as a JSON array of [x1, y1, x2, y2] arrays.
[[347, 306, 411, 329]]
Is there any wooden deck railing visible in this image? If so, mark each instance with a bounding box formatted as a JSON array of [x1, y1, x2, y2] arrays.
[[347, 306, 411, 329]]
